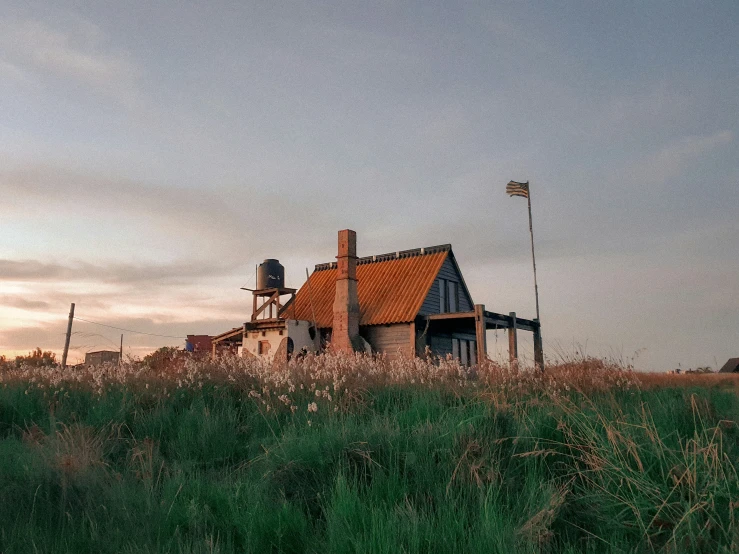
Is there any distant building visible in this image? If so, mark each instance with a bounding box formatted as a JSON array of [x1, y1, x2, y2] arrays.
[[185, 335, 213, 354], [719, 358, 739, 373], [85, 350, 120, 366]]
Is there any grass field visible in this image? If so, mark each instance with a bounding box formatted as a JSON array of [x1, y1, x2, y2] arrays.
[[1, 354, 738, 553]]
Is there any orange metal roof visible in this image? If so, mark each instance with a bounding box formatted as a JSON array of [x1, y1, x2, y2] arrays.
[[284, 247, 449, 328]]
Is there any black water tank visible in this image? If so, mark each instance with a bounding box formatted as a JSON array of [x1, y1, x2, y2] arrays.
[[257, 259, 284, 289]]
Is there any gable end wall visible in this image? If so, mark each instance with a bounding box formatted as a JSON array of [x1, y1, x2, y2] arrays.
[[418, 257, 474, 316]]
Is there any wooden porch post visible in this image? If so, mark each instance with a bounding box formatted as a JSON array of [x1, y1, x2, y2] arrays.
[[508, 311, 518, 367], [474, 304, 487, 366], [533, 319, 544, 371]]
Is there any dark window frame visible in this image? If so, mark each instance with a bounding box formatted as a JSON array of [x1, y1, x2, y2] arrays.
[[448, 281, 458, 312], [438, 278, 459, 313], [439, 278, 447, 313]]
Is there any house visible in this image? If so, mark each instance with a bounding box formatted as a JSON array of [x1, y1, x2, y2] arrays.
[[283, 235, 474, 361], [85, 350, 120, 366], [719, 358, 739, 373], [212, 229, 542, 366]]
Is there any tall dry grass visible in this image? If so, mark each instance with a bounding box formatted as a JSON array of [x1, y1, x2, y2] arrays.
[[1, 351, 641, 410], [1, 353, 738, 552]]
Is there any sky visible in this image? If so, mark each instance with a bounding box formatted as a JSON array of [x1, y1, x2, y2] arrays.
[[1, 0, 737, 370]]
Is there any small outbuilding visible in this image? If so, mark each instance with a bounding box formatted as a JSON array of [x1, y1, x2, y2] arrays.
[[719, 358, 739, 373], [85, 350, 120, 366], [185, 335, 213, 354]]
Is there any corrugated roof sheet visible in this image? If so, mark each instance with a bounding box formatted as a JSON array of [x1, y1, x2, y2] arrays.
[[284, 246, 450, 328]]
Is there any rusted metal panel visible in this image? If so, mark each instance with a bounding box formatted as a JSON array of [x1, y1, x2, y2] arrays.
[[286, 248, 449, 328]]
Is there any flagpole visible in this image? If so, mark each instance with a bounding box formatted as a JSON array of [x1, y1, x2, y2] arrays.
[[526, 181, 540, 322], [506, 179, 543, 370]]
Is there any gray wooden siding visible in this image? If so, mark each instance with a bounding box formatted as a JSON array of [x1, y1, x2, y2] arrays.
[[428, 332, 477, 360], [361, 324, 411, 361], [429, 334, 453, 358], [418, 258, 474, 316]]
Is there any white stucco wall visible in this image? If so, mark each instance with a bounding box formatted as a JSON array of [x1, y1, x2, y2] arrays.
[[242, 320, 318, 361]]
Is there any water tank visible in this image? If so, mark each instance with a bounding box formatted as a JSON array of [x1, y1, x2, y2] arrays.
[[257, 259, 284, 289]]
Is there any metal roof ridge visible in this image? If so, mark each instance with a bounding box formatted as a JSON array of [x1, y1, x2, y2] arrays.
[[314, 244, 451, 271]]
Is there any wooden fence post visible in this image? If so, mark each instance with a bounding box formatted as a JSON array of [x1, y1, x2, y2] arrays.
[[474, 304, 487, 366], [508, 311, 518, 367]]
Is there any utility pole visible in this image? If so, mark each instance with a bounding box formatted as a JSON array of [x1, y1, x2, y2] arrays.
[[120, 334, 123, 365], [61, 302, 75, 369]]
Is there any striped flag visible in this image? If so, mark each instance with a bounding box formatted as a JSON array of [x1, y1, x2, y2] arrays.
[[506, 180, 529, 198]]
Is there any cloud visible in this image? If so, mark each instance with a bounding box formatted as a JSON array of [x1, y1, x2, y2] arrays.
[[0, 258, 242, 285], [0, 59, 28, 82], [628, 130, 733, 185], [0, 18, 140, 104], [0, 296, 51, 311], [0, 162, 344, 260]]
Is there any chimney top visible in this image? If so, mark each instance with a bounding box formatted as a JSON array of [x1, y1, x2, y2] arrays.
[[337, 229, 357, 258]]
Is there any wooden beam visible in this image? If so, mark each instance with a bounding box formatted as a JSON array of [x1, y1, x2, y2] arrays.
[[427, 310, 538, 332], [512, 320, 538, 333], [474, 304, 487, 366], [508, 311, 518, 367], [484, 313, 512, 328], [483, 311, 539, 332], [426, 311, 475, 321], [253, 291, 280, 320]]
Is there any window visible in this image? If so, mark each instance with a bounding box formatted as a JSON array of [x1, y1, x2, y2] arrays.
[[452, 338, 460, 360], [439, 279, 459, 313], [460, 339, 468, 366], [439, 279, 447, 313], [258, 341, 271, 355], [469, 340, 476, 367], [448, 281, 458, 312]]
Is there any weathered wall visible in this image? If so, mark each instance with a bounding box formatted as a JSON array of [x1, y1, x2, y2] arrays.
[[286, 320, 319, 357], [242, 320, 317, 361], [361, 324, 412, 361]]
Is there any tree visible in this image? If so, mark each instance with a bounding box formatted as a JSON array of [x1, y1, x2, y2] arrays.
[[142, 346, 183, 373], [15, 348, 57, 368]]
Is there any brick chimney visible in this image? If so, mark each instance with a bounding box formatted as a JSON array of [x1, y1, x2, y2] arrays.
[[332, 229, 360, 353]]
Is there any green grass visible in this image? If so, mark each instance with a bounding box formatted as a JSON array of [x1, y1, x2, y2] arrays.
[[1, 365, 739, 553]]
